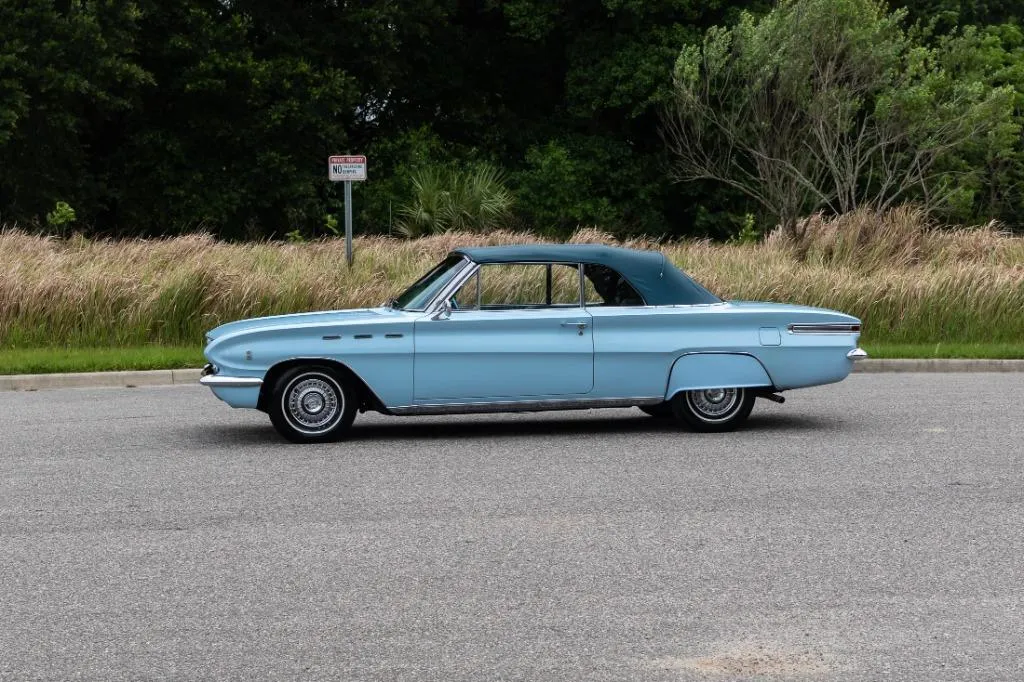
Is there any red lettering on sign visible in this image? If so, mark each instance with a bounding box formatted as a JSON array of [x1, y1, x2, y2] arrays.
[[329, 155, 366, 164]]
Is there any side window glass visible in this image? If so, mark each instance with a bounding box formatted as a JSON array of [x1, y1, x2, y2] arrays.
[[481, 264, 540, 306], [455, 263, 580, 309], [583, 264, 645, 306], [549, 264, 581, 305]]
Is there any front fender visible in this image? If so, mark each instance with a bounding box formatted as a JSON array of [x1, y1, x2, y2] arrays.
[[665, 353, 774, 400]]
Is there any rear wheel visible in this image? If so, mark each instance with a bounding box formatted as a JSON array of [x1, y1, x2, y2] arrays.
[[671, 387, 754, 432], [268, 365, 357, 443]]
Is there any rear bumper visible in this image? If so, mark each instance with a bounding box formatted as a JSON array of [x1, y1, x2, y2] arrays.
[[847, 348, 868, 360]]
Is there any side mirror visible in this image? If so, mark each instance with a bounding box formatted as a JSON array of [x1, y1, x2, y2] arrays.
[[432, 299, 452, 320]]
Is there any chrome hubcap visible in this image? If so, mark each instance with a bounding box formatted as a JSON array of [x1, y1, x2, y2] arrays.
[[301, 392, 325, 414], [687, 388, 741, 422], [284, 375, 342, 433], [704, 389, 726, 403]]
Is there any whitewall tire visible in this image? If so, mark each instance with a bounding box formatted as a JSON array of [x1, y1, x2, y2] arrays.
[[268, 366, 357, 443], [671, 387, 755, 432]]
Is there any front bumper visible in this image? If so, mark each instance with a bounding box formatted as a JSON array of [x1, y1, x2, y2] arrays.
[[847, 348, 868, 360], [199, 363, 263, 388], [200, 364, 263, 408]]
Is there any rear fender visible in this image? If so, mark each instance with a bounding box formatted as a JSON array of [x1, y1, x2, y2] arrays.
[[665, 353, 774, 400]]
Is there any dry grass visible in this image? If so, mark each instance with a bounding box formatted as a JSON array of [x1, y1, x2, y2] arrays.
[[1, 208, 1021, 347]]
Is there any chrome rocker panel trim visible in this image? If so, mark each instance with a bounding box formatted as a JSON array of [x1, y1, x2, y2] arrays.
[[199, 375, 264, 388], [388, 396, 664, 416]]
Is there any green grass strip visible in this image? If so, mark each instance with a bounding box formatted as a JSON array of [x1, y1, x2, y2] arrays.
[[0, 346, 205, 375], [862, 342, 1024, 359]]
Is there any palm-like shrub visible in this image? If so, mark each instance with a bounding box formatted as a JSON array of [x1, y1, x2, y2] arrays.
[[396, 164, 514, 237]]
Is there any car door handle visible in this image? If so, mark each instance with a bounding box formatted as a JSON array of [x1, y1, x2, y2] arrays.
[[560, 321, 588, 328]]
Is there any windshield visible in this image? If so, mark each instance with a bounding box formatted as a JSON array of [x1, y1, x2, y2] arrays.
[[392, 255, 469, 311]]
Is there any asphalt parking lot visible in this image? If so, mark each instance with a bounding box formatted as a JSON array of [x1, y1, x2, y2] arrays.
[[1, 374, 1022, 681]]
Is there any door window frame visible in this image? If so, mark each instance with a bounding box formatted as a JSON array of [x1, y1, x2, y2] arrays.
[[445, 261, 586, 312], [424, 258, 649, 314]]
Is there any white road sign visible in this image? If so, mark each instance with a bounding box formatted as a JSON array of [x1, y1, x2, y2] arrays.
[[328, 155, 367, 182]]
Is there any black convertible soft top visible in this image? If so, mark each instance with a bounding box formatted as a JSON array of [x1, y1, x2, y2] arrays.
[[452, 244, 721, 306]]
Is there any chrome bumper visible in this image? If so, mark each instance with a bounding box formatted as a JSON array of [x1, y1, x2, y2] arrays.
[[199, 364, 263, 388], [847, 348, 869, 360]]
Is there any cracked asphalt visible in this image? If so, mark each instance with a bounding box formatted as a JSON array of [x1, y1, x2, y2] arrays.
[[0, 373, 1021, 681]]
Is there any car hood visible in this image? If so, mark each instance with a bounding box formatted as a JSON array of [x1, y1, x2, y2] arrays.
[[206, 308, 395, 341]]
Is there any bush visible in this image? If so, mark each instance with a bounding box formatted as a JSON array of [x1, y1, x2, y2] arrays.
[[45, 201, 76, 231], [511, 142, 619, 234], [395, 164, 514, 237]]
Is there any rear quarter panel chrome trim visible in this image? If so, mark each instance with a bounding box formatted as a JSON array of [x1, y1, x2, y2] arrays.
[[788, 323, 862, 334]]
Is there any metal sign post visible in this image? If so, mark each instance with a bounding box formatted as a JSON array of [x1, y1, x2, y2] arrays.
[[344, 180, 353, 265], [328, 155, 367, 266]]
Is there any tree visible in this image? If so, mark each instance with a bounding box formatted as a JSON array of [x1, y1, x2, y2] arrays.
[[108, 0, 361, 237], [0, 1, 151, 226], [662, 0, 1017, 237], [0, 0, 448, 237], [922, 23, 1024, 226], [452, 0, 769, 236], [900, 0, 1024, 30]]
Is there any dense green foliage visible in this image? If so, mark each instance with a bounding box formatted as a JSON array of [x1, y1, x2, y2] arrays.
[[665, 0, 1018, 236], [395, 164, 515, 237], [1, 0, 1023, 239]]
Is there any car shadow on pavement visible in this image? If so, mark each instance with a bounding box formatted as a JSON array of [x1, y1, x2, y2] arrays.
[[343, 410, 841, 442], [178, 411, 841, 446], [348, 415, 684, 441]]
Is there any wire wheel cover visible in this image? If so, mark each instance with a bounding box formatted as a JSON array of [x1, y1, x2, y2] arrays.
[[283, 374, 343, 434], [686, 388, 742, 422]]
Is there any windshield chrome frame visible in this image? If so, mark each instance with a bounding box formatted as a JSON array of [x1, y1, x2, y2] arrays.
[[422, 256, 479, 315], [392, 255, 473, 312]]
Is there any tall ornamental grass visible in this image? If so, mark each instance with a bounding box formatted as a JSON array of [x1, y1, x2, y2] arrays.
[[1, 208, 1021, 347]]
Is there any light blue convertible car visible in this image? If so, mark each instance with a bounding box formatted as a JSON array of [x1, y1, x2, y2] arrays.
[[201, 244, 865, 442]]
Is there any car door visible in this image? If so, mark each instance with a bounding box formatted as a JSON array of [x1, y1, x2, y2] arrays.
[[413, 262, 594, 402], [581, 262, 676, 399]]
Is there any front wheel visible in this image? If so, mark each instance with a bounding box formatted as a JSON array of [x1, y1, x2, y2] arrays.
[[671, 387, 754, 432], [268, 366, 358, 443]]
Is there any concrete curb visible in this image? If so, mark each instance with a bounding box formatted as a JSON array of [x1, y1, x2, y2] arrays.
[[1, 360, 1022, 392], [0, 368, 203, 392], [851, 359, 1024, 373]]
